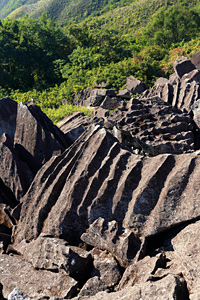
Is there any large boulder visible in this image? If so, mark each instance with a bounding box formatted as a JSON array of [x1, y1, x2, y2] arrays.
[[173, 56, 196, 79], [0, 98, 71, 175], [14, 102, 68, 174], [117, 76, 148, 99]]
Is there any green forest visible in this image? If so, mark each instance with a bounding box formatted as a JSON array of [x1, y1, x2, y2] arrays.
[[0, 0, 200, 122]]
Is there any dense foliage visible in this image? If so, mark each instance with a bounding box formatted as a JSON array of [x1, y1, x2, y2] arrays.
[[0, 1, 200, 123]]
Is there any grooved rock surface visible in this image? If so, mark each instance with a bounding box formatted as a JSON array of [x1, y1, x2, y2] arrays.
[[0, 254, 78, 299], [2, 61, 200, 299], [12, 123, 200, 269]]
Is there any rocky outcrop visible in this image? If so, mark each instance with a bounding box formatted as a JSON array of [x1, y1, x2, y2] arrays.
[[140, 56, 200, 114], [11, 123, 200, 269], [2, 56, 200, 299]]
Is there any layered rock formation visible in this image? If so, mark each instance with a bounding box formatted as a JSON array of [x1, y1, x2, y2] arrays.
[[1, 56, 200, 299]]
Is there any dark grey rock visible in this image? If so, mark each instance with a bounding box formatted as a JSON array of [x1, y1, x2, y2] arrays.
[[173, 56, 196, 79]]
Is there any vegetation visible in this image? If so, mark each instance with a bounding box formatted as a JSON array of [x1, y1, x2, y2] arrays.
[[0, 1, 200, 123], [43, 105, 93, 124]]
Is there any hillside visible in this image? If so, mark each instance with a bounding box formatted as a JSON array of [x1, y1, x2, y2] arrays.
[[3, 0, 199, 28], [0, 0, 199, 121], [0, 0, 135, 23]]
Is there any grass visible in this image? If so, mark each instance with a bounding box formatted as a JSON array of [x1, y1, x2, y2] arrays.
[[42, 104, 93, 124]]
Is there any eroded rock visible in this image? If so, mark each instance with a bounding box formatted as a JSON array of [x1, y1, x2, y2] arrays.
[[0, 254, 78, 299], [171, 220, 200, 299], [57, 112, 103, 143], [8, 235, 93, 282], [108, 96, 194, 155], [74, 274, 188, 300], [173, 56, 196, 79]]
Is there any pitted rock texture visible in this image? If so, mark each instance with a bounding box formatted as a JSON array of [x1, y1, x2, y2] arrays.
[[8, 235, 93, 282], [108, 96, 194, 155]]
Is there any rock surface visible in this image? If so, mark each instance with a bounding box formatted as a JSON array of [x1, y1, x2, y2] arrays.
[[140, 58, 200, 113], [8, 235, 93, 282], [108, 96, 194, 155], [74, 274, 188, 300], [2, 56, 200, 299], [0, 254, 78, 299]]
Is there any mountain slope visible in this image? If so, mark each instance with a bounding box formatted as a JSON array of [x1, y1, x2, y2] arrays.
[[3, 0, 200, 30], [0, 0, 135, 23], [0, 0, 38, 19]]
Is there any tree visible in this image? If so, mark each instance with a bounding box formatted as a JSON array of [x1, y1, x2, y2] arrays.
[[144, 5, 200, 48]]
